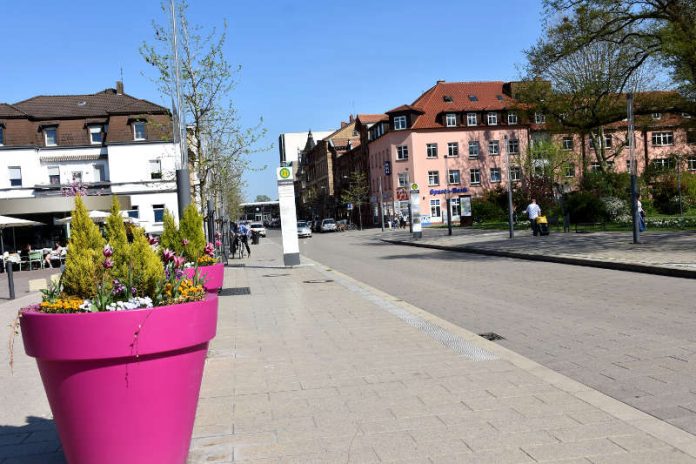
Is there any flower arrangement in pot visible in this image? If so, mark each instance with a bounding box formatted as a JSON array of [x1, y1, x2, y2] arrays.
[[18, 196, 218, 464], [160, 204, 224, 292]]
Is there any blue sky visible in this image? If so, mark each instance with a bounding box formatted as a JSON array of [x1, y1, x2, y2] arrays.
[[3, 0, 543, 201]]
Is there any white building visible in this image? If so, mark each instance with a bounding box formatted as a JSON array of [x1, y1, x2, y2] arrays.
[[278, 130, 332, 166]]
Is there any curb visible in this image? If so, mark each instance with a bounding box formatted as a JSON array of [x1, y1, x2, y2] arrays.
[[382, 238, 696, 280]]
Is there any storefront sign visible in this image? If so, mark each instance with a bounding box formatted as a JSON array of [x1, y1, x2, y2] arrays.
[[429, 187, 468, 195], [276, 167, 300, 266]]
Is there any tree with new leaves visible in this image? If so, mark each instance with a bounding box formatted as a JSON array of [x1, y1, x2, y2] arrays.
[[159, 209, 182, 255], [528, 0, 696, 106], [255, 194, 271, 202], [129, 227, 165, 297], [340, 171, 369, 230], [179, 203, 206, 262], [62, 196, 106, 298], [141, 1, 266, 210], [105, 196, 129, 281]]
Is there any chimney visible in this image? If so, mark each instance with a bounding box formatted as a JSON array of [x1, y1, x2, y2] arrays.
[[341, 121, 347, 128], [116, 81, 124, 94], [349, 114, 354, 123]]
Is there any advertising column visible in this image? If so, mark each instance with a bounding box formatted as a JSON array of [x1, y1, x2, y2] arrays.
[[410, 183, 422, 239], [276, 166, 300, 266]]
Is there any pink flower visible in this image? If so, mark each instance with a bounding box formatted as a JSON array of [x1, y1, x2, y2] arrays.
[[215, 240, 222, 247], [162, 249, 175, 262], [173, 256, 186, 269], [103, 245, 113, 258], [103, 258, 113, 270], [204, 242, 215, 257], [182, 239, 190, 246], [215, 232, 222, 240], [148, 235, 159, 245]]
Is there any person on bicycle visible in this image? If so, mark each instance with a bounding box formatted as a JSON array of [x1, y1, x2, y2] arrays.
[[238, 222, 252, 257]]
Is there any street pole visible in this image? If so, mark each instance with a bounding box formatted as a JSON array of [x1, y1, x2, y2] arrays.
[[170, 0, 190, 218], [627, 93, 640, 244], [378, 176, 385, 232], [677, 156, 683, 216], [206, 199, 215, 244], [505, 135, 514, 239], [444, 153, 452, 235]]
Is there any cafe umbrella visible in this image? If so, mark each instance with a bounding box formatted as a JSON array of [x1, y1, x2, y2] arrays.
[[0, 215, 44, 254]]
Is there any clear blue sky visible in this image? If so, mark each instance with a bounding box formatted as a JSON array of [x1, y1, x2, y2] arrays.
[[3, 0, 543, 201]]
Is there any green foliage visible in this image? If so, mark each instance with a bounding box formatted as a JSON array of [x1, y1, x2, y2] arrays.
[[471, 189, 509, 223], [62, 196, 106, 298], [255, 194, 272, 202], [650, 173, 696, 214], [128, 227, 165, 297], [160, 209, 182, 255], [581, 171, 632, 199], [105, 196, 130, 282], [565, 191, 608, 223], [179, 204, 206, 261]]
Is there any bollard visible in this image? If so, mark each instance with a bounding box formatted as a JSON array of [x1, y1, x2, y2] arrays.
[[7, 262, 15, 300]]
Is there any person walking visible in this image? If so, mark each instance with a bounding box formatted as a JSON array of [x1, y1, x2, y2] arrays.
[[637, 194, 646, 232], [238, 222, 252, 257], [525, 199, 542, 236]]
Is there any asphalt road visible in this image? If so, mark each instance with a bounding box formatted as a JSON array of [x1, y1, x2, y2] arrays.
[[270, 228, 696, 436]]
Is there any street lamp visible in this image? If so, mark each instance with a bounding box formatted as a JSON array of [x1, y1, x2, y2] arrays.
[[505, 134, 514, 239], [443, 149, 452, 235]]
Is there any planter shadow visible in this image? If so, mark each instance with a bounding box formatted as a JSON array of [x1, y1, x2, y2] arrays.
[[0, 416, 66, 463]]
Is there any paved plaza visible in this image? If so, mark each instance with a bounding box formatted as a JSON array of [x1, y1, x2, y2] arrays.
[[2, 238, 696, 462]]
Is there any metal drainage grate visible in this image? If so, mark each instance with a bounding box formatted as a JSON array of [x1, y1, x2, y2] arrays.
[[263, 273, 290, 278], [228, 263, 246, 268], [303, 279, 334, 284], [218, 287, 251, 296], [478, 332, 505, 341]]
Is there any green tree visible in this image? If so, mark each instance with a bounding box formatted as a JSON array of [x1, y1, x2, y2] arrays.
[[179, 204, 206, 261], [63, 196, 106, 298], [340, 171, 369, 230], [128, 227, 165, 297], [255, 194, 271, 202], [141, 1, 266, 210], [104, 196, 130, 281], [159, 209, 182, 255]]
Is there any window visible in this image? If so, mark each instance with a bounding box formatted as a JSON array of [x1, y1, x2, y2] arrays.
[[394, 115, 407, 130], [153, 204, 165, 223], [562, 136, 574, 150], [468, 141, 480, 158], [428, 170, 440, 186], [510, 166, 521, 181], [652, 113, 662, 120], [94, 164, 106, 182], [564, 163, 576, 177], [468, 95, 478, 102], [470, 169, 481, 185], [426, 143, 438, 158], [89, 126, 103, 144], [590, 162, 601, 172], [490, 168, 501, 183], [535, 113, 546, 124], [128, 206, 140, 219], [44, 127, 57, 146], [430, 199, 441, 218], [507, 112, 518, 124], [398, 172, 409, 187], [652, 158, 674, 170], [487, 112, 498, 125], [467, 113, 477, 126], [488, 140, 500, 155], [450, 197, 460, 217], [133, 121, 146, 141], [448, 169, 461, 184], [396, 145, 409, 160], [8, 166, 21, 187], [0, 126, 4, 145], [47, 166, 60, 185], [150, 159, 162, 179], [688, 158, 696, 171], [507, 138, 519, 154], [652, 131, 674, 146], [590, 134, 613, 149], [445, 113, 456, 127], [72, 171, 83, 183], [447, 142, 459, 157]]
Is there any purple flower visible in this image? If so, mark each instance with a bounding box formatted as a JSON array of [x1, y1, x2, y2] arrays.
[[204, 242, 215, 257], [148, 235, 159, 245], [131, 287, 137, 296], [103, 245, 113, 258], [174, 269, 184, 279], [162, 249, 175, 262], [182, 239, 189, 246], [173, 256, 186, 269], [103, 258, 113, 270], [215, 232, 222, 240]]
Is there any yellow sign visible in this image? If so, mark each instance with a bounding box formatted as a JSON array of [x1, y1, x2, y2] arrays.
[[410, 183, 419, 191], [279, 167, 291, 179]]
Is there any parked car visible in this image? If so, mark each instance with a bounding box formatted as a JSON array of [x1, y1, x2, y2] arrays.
[[297, 221, 312, 238], [320, 218, 337, 232], [249, 222, 267, 237]]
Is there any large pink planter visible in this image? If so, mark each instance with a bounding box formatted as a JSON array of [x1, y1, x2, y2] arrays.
[[184, 262, 224, 292], [20, 294, 218, 464]]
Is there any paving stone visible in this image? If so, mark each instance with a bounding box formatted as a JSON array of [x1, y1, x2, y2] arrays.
[[523, 438, 626, 462]]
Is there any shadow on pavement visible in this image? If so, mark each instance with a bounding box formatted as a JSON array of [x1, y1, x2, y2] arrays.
[[0, 416, 65, 463]]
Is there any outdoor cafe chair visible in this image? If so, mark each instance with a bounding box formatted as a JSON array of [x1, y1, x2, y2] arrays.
[[21, 250, 44, 271]]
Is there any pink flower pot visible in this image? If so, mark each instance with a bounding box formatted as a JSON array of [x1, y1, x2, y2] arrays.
[[184, 262, 224, 292], [20, 294, 218, 464]]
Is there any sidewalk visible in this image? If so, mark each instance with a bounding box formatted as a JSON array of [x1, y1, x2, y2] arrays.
[[3, 240, 696, 462], [188, 240, 696, 463], [382, 228, 696, 279]]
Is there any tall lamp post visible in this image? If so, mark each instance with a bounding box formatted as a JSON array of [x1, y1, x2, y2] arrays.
[[444, 150, 452, 235], [505, 135, 514, 239], [627, 93, 640, 244]]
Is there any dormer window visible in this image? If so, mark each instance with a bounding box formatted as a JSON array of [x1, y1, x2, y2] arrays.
[[394, 115, 407, 130], [44, 127, 58, 146], [445, 113, 457, 127], [133, 121, 146, 141], [89, 125, 103, 145], [487, 112, 498, 125], [652, 113, 662, 120], [535, 112, 546, 124]]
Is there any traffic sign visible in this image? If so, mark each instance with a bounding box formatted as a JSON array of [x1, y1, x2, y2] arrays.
[[410, 183, 419, 192], [346, 203, 353, 210]]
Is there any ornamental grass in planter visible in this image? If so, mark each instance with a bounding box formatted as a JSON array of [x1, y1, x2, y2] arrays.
[[18, 196, 218, 464]]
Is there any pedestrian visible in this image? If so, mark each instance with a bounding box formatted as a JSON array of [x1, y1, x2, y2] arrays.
[[637, 194, 646, 232], [238, 222, 252, 256], [399, 216, 406, 229], [525, 199, 542, 236]]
